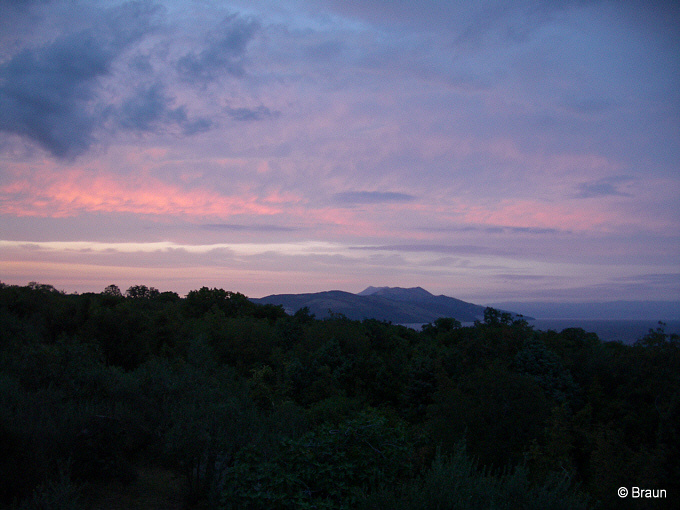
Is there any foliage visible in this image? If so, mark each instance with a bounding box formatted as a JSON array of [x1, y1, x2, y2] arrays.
[[360, 444, 591, 510], [1, 282, 677, 508], [428, 362, 550, 468], [18, 464, 83, 510], [514, 338, 578, 403], [221, 410, 412, 510]]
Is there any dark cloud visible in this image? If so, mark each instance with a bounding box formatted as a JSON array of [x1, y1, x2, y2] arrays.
[[0, 0, 49, 47], [313, 0, 584, 45], [449, 0, 587, 47], [0, 0, 45, 7], [0, 31, 111, 158], [118, 84, 182, 131], [116, 83, 211, 135], [333, 191, 416, 205], [104, 1, 163, 47], [0, 1, 162, 158], [575, 176, 634, 198], [177, 14, 259, 83], [181, 117, 213, 136], [225, 106, 280, 122]]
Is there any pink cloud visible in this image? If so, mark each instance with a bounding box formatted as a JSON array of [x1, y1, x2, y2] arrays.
[[0, 167, 285, 218], [457, 199, 617, 231]]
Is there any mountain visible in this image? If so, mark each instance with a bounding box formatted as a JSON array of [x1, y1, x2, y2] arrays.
[[488, 300, 680, 320], [357, 286, 434, 301], [251, 286, 508, 323]]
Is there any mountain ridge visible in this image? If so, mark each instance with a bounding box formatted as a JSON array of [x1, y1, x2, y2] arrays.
[[251, 286, 525, 323], [357, 286, 435, 301], [489, 300, 680, 320]]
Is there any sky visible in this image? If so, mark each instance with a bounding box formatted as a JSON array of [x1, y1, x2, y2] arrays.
[[1, 0, 679, 304]]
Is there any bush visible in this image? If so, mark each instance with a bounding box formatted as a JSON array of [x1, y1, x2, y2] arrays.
[[360, 444, 592, 510], [221, 410, 412, 510], [19, 464, 83, 510], [427, 363, 549, 468], [0, 373, 94, 505]]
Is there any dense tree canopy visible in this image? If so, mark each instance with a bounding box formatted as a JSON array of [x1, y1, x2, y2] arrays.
[[0, 281, 677, 509]]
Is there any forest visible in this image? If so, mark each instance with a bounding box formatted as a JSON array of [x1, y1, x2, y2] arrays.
[[0, 282, 677, 509]]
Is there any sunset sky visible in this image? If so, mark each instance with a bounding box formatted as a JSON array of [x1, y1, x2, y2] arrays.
[[1, 0, 679, 303]]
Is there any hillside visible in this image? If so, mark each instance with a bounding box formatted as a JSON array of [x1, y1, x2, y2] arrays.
[[2, 282, 677, 509], [251, 286, 513, 323]]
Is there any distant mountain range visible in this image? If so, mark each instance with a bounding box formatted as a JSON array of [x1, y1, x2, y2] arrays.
[[488, 300, 680, 320], [252, 286, 527, 323]]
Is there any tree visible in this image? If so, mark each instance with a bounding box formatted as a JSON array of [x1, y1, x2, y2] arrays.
[[125, 285, 160, 299], [221, 410, 412, 510], [102, 284, 122, 297], [482, 307, 514, 326], [184, 287, 257, 318], [422, 317, 461, 337], [428, 362, 549, 468]]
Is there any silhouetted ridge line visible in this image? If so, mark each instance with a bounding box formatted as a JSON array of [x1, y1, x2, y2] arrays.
[[252, 286, 527, 323]]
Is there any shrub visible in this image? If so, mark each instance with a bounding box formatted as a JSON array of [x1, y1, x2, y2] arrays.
[[19, 464, 83, 510], [360, 444, 592, 510], [221, 410, 412, 510]]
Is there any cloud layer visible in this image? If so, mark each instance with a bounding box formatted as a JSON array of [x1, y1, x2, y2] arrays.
[[0, 0, 678, 302]]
